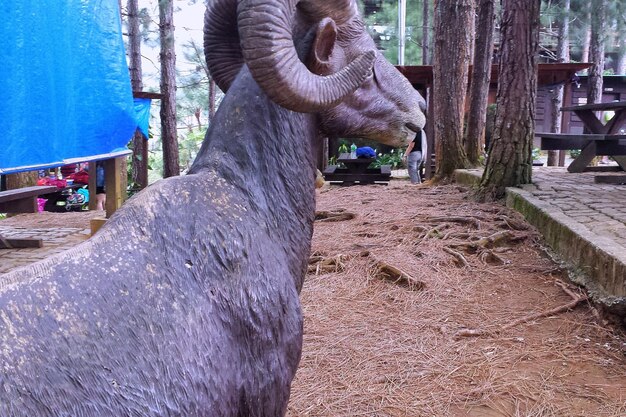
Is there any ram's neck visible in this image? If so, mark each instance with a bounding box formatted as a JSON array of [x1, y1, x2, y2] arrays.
[[189, 67, 319, 281], [191, 67, 318, 197]]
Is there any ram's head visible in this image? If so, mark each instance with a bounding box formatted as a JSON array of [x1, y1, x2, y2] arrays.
[[205, 0, 426, 147]]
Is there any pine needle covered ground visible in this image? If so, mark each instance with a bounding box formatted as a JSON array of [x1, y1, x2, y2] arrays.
[[288, 181, 626, 417]]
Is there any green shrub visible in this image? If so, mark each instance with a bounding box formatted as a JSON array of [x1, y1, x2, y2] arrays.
[[372, 149, 405, 169]]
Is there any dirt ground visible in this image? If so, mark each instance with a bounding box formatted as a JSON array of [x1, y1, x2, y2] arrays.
[[2, 182, 624, 416], [1, 210, 104, 229], [287, 181, 626, 417]]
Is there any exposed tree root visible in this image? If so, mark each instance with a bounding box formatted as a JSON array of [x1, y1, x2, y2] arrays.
[[443, 246, 470, 268], [479, 250, 506, 266], [475, 230, 528, 248], [497, 216, 531, 231], [308, 253, 348, 275], [454, 281, 588, 339], [315, 209, 356, 222], [355, 232, 381, 238], [369, 258, 424, 291], [423, 216, 481, 229]]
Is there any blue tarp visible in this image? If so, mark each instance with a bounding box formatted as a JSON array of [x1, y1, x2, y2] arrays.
[[134, 98, 152, 139], [0, 0, 137, 173]]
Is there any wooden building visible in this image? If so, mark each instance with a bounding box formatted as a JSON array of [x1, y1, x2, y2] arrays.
[[537, 74, 626, 135], [397, 63, 595, 176]]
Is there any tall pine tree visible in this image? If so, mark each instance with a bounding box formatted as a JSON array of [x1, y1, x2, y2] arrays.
[[159, 0, 179, 178], [479, 0, 541, 199], [432, 0, 474, 180]]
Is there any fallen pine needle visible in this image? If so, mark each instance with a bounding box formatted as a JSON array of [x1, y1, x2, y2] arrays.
[[455, 294, 589, 339]]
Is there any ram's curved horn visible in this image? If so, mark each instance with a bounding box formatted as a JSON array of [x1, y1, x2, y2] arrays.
[[204, 0, 375, 111], [204, 0, 244, 92], [237, 0, 375, 112]]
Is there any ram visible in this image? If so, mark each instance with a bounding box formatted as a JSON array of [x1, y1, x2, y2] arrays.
[[0, 0, 425, 415]]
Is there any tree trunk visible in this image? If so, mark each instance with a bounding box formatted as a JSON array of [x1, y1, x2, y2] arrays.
[[479, 0, 540, 199], [465, 0, 496, 166], [422, 0, 430, 65], [468, 8, 476, 65], [587, 0, 606, 109], [209, 79, 217, 121], [548, 0, 570, 167], [6, 172, 38, 190], [159, 0, 180, 178], [616, 0, 626, 74], [581, 5, 591, 64], [432, 0, 474, 180], [128, 0, 148, 189], [617, 36, 626, 75]]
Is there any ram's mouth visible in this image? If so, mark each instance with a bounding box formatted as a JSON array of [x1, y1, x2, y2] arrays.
[[405, 122, 421, 135]]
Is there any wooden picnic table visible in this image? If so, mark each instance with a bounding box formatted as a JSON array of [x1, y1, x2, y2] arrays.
[[538, 101, 626, 174], [323, 153, 391, 185], [0, 185, 59, 249], [0, 185, 58, 214]]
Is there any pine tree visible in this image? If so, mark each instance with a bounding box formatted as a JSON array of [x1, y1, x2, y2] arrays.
[[479, 0, 541, 199], [364, 0, 431, 65], [127, 0, 149, 189], [432, 0, 474, 180], [465, 0, 497, 166], [159, 0, 180, 178]]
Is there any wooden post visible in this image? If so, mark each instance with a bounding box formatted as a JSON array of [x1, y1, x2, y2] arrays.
[[88, 163, 98, 211], [119, 157, 128, 202], [425, 86, 435, 179], [559, 76, 573, 166], [104, 157, 126, 218]]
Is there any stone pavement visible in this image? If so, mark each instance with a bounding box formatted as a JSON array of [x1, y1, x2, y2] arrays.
[[456, 167, 626, 320], [0, 225, 90, 274]]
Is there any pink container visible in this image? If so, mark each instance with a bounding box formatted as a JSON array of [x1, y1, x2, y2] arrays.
[[37, 198, 47, 213]]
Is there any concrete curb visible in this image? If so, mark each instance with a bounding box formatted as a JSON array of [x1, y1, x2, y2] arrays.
[[454, 169, 626, 321]]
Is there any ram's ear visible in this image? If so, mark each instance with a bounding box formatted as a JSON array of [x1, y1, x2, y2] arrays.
[[308, 17, 338, 76]]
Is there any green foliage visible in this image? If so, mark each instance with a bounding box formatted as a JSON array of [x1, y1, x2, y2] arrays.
[[372, 149, 405, 169], [363, 0, 430, 65], [532, 147, 542, 161], [540, 0, 625, 64], [145, 127, 206, 182], [569, 149, 581, 159], [179, 128, 207, 171]]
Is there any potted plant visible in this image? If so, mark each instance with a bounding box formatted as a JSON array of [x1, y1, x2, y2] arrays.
[[532, 148, 544, 166]]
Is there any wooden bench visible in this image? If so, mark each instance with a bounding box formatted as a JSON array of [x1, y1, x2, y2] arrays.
[[0, 185, 59, 249], [0, 185, 58, 214], [323, 164, 392, 185], [537, 133, 626, 173]]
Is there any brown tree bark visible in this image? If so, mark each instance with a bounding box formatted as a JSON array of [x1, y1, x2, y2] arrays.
[[465, 0, 496, 166], [479, 0, 540, 199], [422, 0, 430, 65], [617, 0, 626, 75], [587, 0, 606, 107], [6, 172, 38, 190], [581, 4, 591, 64], [432, 0, 474, 180], [159, 0, 180, 178], [128, 0, 148, 189], [617, 14, 626, 74], [209, 79, 217, 121], [548, 0, 570, 167]]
